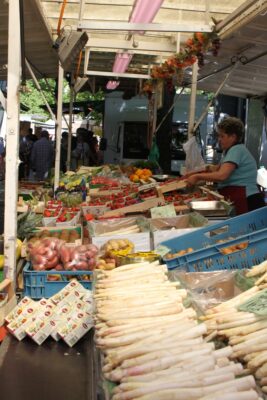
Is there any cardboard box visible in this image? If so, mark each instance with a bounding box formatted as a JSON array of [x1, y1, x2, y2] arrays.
[[88, 216, 151, 251], [150, 214, 207, 249], [0, 279, 17, 327]]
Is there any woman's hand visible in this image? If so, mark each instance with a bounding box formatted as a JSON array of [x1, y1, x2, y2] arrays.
[[186, 174, 200, 186]]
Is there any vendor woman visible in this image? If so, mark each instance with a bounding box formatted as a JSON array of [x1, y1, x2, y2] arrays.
[[186, 117, 265, 215]]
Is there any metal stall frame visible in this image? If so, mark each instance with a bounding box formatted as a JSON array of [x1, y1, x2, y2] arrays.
[[4, 0, 21, 281]]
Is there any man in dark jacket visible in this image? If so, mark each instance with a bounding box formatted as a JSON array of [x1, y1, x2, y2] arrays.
[[30, 130, 54, 180]]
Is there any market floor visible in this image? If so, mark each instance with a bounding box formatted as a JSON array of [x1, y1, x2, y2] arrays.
[[0, 330, 96, 400]]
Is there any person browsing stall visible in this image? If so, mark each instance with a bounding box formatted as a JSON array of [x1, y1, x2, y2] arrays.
[[186, 117, 265, 215]]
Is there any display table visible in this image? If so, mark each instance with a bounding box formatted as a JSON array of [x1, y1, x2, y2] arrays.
[[0, 330, 96, 400]]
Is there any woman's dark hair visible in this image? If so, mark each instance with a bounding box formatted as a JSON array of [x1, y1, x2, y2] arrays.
[[217, 117, 245, 143]]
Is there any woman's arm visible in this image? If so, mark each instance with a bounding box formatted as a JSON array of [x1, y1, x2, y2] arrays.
[[186, 162, 236, 186]]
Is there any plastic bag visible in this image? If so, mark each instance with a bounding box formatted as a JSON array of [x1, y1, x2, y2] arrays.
[[59, 244, 98, 271], [28, 237, 64, 271], [148, 137, 160, 163], [183, 136, 205, 173], [168, 269, 239, 313]]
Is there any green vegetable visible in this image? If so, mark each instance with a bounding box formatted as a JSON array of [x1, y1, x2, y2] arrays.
[[234, 270, 257, 291], [238, 289, 267, 315], [17, 211, 43, 240]]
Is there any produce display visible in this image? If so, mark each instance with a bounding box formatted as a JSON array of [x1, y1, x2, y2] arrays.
[[56, 207, 80, 223], [43, 207, 62, 218], [165, 247, 194, 259], [90, 176, 120, 189], [129, 168, 152, 183], [28, 228, 81, 244], [56, 191, 83, 207], [42, 206, 80, 226], [28, 238, 98, 272], [201, 260, 267, 394], [60, 243, 98, 271], [17, 211, 43, 240], [101, 239, 134, 255], [96, 239, 135, 270], [10, 163, 267, 399], [94, 261, 259, 400]]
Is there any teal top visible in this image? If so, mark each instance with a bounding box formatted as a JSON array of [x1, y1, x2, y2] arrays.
[[217, 144, 259, 197]]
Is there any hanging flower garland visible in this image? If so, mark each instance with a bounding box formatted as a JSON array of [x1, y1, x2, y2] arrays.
[[142, 25, 221, 98]]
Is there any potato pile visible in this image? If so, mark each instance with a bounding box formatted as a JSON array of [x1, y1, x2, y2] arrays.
[[96, 239, 134, 271], [165, 247, 194, 260], [102, 239, 134, 256], [219, 241, 248, 255]]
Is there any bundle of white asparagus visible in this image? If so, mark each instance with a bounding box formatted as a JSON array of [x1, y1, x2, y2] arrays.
[[246, 260, 267, 289], [201, 277, 267, 394], [94, 261, 259, 400]]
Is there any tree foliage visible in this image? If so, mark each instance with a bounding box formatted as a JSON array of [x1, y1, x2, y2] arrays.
[[20, 79, 104, 123]]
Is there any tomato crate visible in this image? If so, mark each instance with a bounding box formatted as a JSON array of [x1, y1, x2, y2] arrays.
[[161, 207, 267, 259], [23, 262, 92, 299], [163, 227, 267, 272]]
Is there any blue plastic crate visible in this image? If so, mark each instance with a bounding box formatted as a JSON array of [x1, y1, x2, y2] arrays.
[[161, 207, 267, 258], [23, 262, 92, 299], [164, 227, 267, 272]]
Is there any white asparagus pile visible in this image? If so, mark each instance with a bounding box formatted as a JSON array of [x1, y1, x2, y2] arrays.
[[246, 260, 267, 288], [201, 276, 267, 394], [94, 261, 259, 400], [98, 224, 141, 236]]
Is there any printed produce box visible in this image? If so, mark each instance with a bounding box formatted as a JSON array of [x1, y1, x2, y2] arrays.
[[89, 216, 151, 252], [150, 213, 208, 249]]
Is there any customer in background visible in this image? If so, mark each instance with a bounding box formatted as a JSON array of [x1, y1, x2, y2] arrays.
[[72, 133, 90, 169], [19, 130, 33, 180], [186, 117, 265, 215], [27, 127, 38, 143], [30, 130, 54, 180], [60, 131, 68, 173]]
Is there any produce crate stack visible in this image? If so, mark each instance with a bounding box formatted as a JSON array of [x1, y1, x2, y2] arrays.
[[23, 237, 98, 299], [162, 207, 267, 272]]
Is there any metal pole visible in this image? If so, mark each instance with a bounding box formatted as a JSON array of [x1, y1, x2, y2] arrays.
[[193, 62, 240, 133], [25, 59, 56, 122], [4, 0, 21, 281], [188, 61, 199, 138], [67, 86, 74, 171], [54, 63, 64, 192]]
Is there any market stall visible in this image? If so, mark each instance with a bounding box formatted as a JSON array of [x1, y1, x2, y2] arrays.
[[1, 165, 267, 400], [2, 1, 267, 400]]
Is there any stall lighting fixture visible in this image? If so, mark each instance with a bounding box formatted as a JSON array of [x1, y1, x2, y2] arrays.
[[112, 52, 133, 73], [111, 0, 163, 74], [129, 0, 164, 23], [106, 80, 120, 90]]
